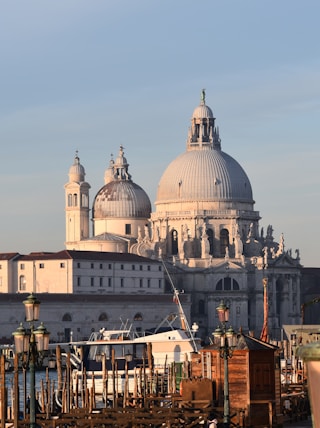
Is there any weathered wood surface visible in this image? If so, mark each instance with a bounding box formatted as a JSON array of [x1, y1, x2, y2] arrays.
[[0, 347, 311, 428]]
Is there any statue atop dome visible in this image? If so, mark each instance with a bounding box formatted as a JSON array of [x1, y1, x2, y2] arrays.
[[201, 88, 206, 104]]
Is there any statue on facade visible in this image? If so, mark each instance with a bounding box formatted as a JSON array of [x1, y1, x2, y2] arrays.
[[276, 233, 285, 256], [144, 224, 150, 242], [201, 227, 210, 258], [234, 224, 243, 258], [266, 225, 274, 242], [225, 246, 230, 260]]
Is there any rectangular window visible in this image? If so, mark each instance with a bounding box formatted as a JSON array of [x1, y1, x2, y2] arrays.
[[158, 266, 162, 271], [91, 263, 94, 269], [100, 264, 103, 269], [108, 264, 112, 269], [125, 224, 131, 235], [120, 278, 124, 288], [60, 263, 65, 268], [108, 278, 112, 287], [132, 265, 135, 270], [147, 279, 150, 288], [159, 279, 162, 288], [77, 277, 81, 286], [139, 279, 143, 288], [121, 264, 124, 270], [20, 264, 25, 270], [147, 265, 151, 271], [99, 277, 103, 287], [91, 277, 94, 287], [39, 263, 44, 269], [77, 262, 81, 268], [140, 265, 143, 271]]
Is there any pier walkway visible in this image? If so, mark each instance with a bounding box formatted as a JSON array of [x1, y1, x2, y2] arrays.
[[284, 417, 312, 427]]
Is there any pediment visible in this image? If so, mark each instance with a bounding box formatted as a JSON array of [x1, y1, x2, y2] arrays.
[[211, 260, 245, 273], [271, 252, 299, 268]]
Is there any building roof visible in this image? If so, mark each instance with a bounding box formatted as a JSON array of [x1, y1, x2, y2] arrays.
[[18, 249, 161, 263], [203, 333, 279, 352], [0, 253, 20, 261]]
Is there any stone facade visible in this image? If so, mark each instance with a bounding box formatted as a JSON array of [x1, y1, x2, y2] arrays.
[[0, 92, 306, 342]]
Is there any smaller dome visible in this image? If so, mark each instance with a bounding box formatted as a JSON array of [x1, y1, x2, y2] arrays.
[[69, 152, 85, 182], [192, 103, 213, 119], [93, 181, 151, 219]]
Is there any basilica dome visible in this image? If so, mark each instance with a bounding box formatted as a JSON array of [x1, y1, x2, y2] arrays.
[[93, 181, 151, 219], [155, 92, 253, 207], [93, 146, 151, 220], [156, 149, 253, 204]]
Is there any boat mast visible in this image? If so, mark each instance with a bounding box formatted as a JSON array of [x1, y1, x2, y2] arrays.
[[161, 260, 199, 352]]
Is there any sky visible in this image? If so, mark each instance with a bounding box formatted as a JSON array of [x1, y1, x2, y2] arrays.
[[0, 0, 319, 267]]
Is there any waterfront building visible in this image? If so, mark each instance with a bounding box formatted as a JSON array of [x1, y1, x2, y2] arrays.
[[14, 250, 164, 294], [61, 91, 302, 340], [0, 91, 304, 341]]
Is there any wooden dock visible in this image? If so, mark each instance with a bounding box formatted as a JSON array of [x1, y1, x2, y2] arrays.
[[0, 349, 311, 427]]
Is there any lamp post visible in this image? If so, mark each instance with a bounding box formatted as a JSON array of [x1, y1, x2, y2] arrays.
[[290, 333, 297, 383], [12, 293, 50, 428], [213, 301, 237, 428]]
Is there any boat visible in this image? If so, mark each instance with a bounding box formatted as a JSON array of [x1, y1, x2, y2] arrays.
[[63, 287, 201, 397], [67, 313, 200, 396]]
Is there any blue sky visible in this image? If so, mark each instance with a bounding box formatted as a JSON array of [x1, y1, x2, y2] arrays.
[[0, 0, 319, 266]]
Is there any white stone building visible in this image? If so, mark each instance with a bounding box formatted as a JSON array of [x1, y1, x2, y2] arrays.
[[61, 90, 302, 340], [0, 251, 164, 295]]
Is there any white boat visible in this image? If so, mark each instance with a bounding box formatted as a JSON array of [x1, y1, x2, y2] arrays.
[[68, 291, 201, 397]]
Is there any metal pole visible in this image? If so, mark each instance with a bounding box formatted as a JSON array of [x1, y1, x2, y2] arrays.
[[29, 334, 36, 428], [223, 344, 230, 428]]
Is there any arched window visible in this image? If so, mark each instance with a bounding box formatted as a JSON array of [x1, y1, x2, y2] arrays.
[[73, 194, 78, 207], [99, 312, 108, 321], [224, 277, 232, 290], [215, 278, 240, 291], [62, 313, 72, 322], [220, 229, 229, 256], [216, 279, 223, 290], [134, 313, 143, 321], [207, 229, 214, 255], [171, 229, 178, 255], [233, 281, 240, 290], [81, 193, 88, 208], [19, 275, 26, 291], [68, 194, 73, 207]]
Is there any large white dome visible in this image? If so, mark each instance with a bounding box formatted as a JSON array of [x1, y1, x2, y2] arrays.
[[155, 92, 254, 209], [156, 148, 253, 204]]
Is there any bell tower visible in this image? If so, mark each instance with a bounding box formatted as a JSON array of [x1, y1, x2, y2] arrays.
[[64, 152, 90, 249]]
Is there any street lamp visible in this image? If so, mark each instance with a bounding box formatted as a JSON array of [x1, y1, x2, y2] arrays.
[[12, 293, 50, 428], [213, 301, 237, 428]]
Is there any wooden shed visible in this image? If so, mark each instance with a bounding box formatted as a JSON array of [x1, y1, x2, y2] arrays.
[[190, 333, 282, 427]]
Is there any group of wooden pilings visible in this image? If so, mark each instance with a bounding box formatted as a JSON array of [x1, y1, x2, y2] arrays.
[[0, 348, 215, 427]]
